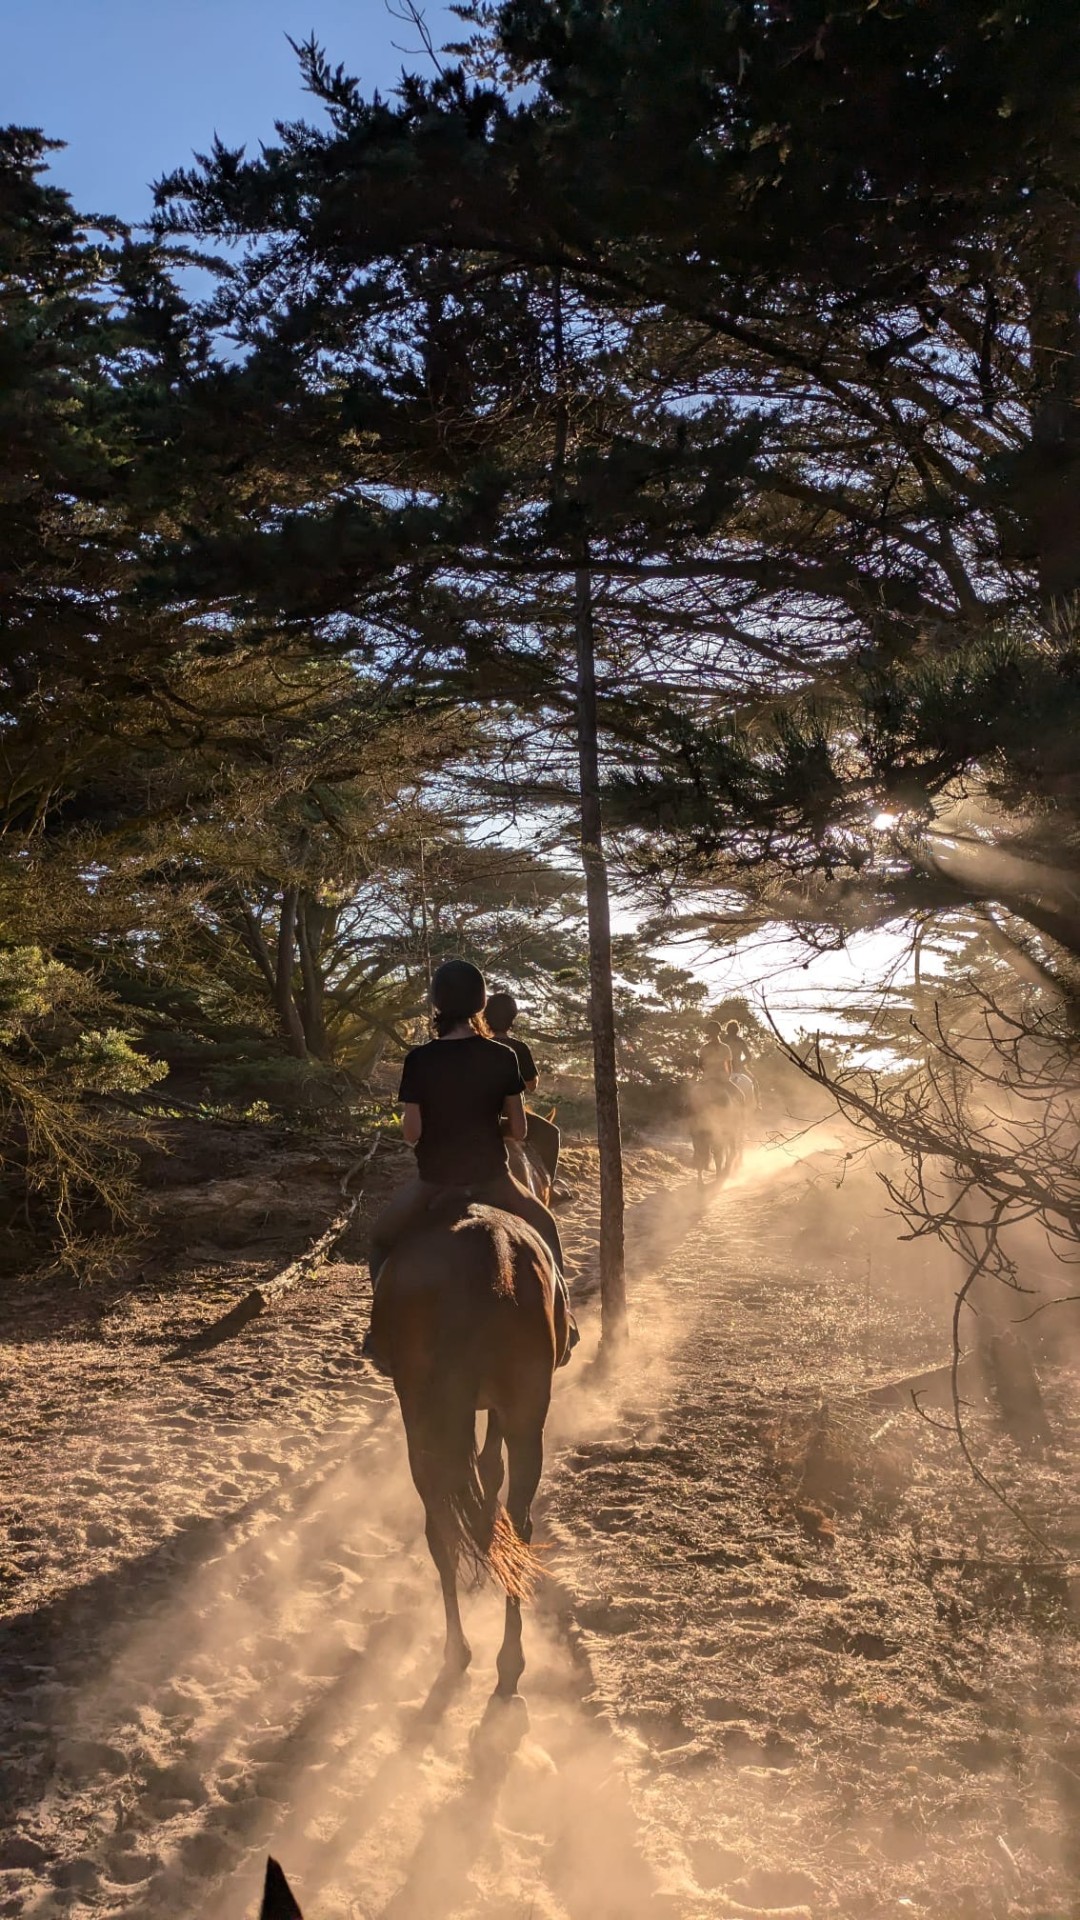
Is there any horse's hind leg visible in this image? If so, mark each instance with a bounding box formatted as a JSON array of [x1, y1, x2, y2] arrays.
[[424, 1507, 472, 1673], [478, 1412, 504, 1512], [495, 1426, 543, 1700]]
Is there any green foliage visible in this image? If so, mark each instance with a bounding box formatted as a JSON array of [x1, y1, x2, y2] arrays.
[[0, 946, 74, 1033], [0, 938, 166, 1276], [59, 1030, 168, 1097], [502, 939, 722, 1105], [149, 1, 1080, 1018], [860, 627, 1080, 810]]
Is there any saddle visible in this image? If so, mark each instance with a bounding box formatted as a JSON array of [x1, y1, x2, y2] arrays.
[[416, 1183, 485, 1229], [523, 1108, 560, 1184]]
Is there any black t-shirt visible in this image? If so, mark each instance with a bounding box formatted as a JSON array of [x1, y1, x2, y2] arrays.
[[398, 1036, 525, 1184], [494, 1035, 538, 1084]]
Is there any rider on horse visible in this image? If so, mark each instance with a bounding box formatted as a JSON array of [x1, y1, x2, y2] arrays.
[[364, 959, 578, 1364], [701, 1021, 755, 1104], [723, 1021, 751, 1074], [723, 1020, 756, 1107], [485, 991, 538, 1090], [486, 990, 562, 1194], [688, 1039, 746, 1181]]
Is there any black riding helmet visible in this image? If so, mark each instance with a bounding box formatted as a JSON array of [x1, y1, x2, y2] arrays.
[[430, 957, 487, 1020], [485, 990, 518, 1032]]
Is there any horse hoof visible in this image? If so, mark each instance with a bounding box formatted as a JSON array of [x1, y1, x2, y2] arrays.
[[473, 1691, 529, 1756], [493, 1663, 526, 1703], [487, 1688, 529, 1732]]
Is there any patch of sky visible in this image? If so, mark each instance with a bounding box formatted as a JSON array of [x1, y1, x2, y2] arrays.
[[9, 1, 461, 225], [446, 775, 951, 1058]]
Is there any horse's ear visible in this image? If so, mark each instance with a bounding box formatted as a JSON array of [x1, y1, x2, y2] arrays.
[[547, 1106, 557, 1123], [260, 1857, 303, 1920]]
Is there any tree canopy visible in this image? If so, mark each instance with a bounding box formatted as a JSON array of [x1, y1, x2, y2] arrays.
[[4, 0, 1078, 1298]]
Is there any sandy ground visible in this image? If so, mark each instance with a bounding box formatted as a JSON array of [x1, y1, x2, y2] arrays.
[[1, 1122, 1079, 1918]]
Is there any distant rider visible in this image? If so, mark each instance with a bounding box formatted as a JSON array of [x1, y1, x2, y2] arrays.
[[687, 1045, 744, 1182], [699, 1028, 735, 1081], [724, 1021, 752, 1075], [486, 991, 539, 1091], [486, 990, 562, 1193], [724, 1021, 756, 1108]]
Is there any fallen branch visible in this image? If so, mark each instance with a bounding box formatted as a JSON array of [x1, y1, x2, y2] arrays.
[[864, 1355, 983, 1413], [166, 1137, 380, 1361]]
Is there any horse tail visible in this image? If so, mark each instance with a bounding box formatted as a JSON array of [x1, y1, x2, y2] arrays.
[[415, 1372, 537, 1604]]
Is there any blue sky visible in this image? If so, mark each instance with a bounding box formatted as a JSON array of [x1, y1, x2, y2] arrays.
[[7, 0, 458, 222]]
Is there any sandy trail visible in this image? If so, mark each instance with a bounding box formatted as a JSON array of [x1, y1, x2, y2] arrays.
[[8, 1395, 653, 1920], [2, 1129, 1079, 1917], [0, 1145, 689, 1920], [545, 1137, 1080, 1918]]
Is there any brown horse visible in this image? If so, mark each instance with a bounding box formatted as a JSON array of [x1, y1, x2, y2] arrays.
[[507, 1104, 560, 1202], [687, 1078, 745, 1186], [368, 1195, 569, 1697]]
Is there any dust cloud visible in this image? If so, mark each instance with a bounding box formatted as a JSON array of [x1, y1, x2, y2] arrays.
[[4, 1126, 1080, 1917], [10, 1267, 672, 1919]]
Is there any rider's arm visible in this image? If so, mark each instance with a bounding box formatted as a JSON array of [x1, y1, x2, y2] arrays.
[[503, 1093, 528, 1142], [398, 1048, 422, 1144], [507, 1044, 534, 1090]]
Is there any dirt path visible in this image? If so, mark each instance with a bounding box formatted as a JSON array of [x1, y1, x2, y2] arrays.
[[3, 1379, 655, 1920], [0, 1143, 684, 1920], [546, 1139, 1080, 1919], [2, 1131, 1078, 1918]]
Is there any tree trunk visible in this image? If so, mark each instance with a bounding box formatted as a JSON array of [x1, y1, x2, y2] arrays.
[[297, 889, 329, 1058], [275, 885, 309, 1059], [1023, 203, 1080, 603], [236, 900, 278, 996], [236, 894, 308, 1058], [575, 563, 628, 1344]]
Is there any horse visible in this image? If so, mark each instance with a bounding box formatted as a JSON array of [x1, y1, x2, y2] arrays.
[[687, 1078, 745, 1186], [731, 1069, 757, 1111], [507, 1104, 561, 1202], [368, 1194, 570, 1697]]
